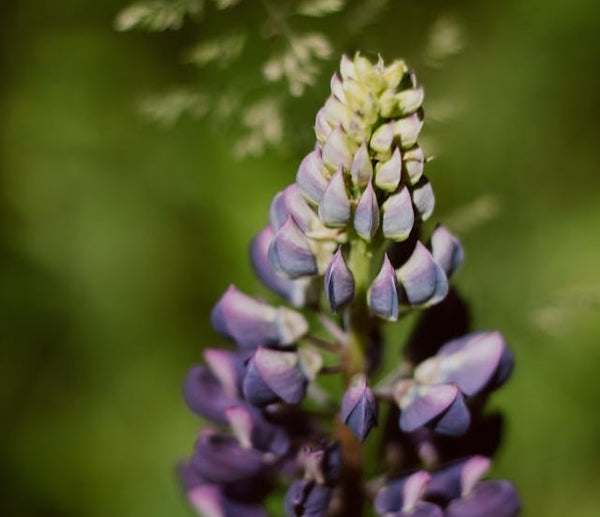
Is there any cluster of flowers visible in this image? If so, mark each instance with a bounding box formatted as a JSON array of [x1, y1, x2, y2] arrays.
[[179, 54, 520, 516]]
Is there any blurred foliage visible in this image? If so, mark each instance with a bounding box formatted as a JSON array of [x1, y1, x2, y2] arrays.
[[1, 0, 600, 516]]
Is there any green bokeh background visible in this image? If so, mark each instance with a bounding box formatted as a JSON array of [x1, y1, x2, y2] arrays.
[[2, 0, 600, 515]]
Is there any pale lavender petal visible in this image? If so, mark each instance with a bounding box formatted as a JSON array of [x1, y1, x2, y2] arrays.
[[269, 216, 318, 278], [183, 366, 236, 424], [243, 356, 279, 406], [394, 112, 423, 149], [253, 347, 308, 404], [396, 243, 441, 305], [375, 148, 402, 192], [446, 480, 520, 517], [270, 185, 320, 234], [437, 331, 507, 397], [192, 431, 265, 483], [296, 149, 329, 205], [367, 254, 400, 321], [341, 374, 378, 442], [250, 225, 315, 307], [431, 225, 463, 277], [382, 187, 414, 241], [204, 348, 244, 398], [433, 391, 470, 436], [285, 480, 333, 517], [322, 127, 353, 170], [403, 145, 425, 185], [399, 383, 458, 432], [354, 182, 380, 241], [350, 141, 373, 187], [375, 471, 431, 515], [370, 121, 395, 154], [413, 178, 435, 221], [318, 168, 351, 227], [324, 247, 355, 311]]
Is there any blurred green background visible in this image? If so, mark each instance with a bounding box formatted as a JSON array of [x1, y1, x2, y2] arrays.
[[2, 0, 600, 515]]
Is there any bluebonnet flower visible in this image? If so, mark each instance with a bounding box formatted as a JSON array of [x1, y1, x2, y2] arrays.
[[180, 53, 520, 517]]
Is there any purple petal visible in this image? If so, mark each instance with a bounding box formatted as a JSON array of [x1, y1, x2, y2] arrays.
[[412, 178, 435, 221], [250, 347, 308, 405], [341, 374, 378, 442], [433, 391, 471, 436], [435, 331, 508, 397], [192, 431, 265, 484], [318, 167, 351, 227], [296, 149, 329, 205], [403, 145, 425, 185], [399, 383, 458, 432], [431, 226, 463, 277], [397, 243, 448, 306], [396, 502, 443, 517], [493, 345, 515, 388], [324, 247, 355, 311], [367, 254, 400, 321], [270, 184, 321, 234], [375, 471, 431, 515], [350, 142, 373, 187], [285, 480, 333, 517], [375, 148, 402, 192], [211, 285, 308, 347], [370, 122, 395, 154], [183, 365, 237, 424], [243, 357, 279, 406], [250, 225, 315, 307], [354, 182, 380, 241], [322, 127, 353, 170], [393, 112, 423, 149], [269, 217, 318, 278], [446, 480, 520, 517], [382, 187, 414, 241]]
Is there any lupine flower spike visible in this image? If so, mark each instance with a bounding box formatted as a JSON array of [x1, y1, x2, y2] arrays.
[[180, 53, 520, 517]]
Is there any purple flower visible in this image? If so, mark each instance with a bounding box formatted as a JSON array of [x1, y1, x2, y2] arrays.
[[243, 346, 308, 406], [375, 471, 442, 517], [211, 285, 308, 348], [354, 181, 380, 242], [296, 149, 329, 205], [324, 247, 355, 311], [341, 374, 378, 442], [368, 254, 401, 321], [269, 216, 319, 278], [285, 480, 333, 517]]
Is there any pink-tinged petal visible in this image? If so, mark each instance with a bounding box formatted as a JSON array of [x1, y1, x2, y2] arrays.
[[318, 168, 351, 227], [350, 141, 373, 187], [413, 178, 435, 221], [397, 86, 425, 116], [250, 225, 316, 307], [403, 471, 432, 512], [270, 184, 321, 234], [399, 383, 458, 432], [431, 226, 464, 277], [446, 480, 520, 517], [393, 112, 423, 149], [341, 374, 378, 442], [403, 145, 425, 185], [433, 391, 471, 436], [375, 148, 402, 192], [192, 430, 265, 484], [330, 72, 346, 102], [204, 348, 244, 398], [425, 456, 489, 502], [436, 331, 508, 397], [354, 182, 380, 241], [370, 121, 395, 154], [367, 254, 400, 321], [324, 247, 355, 312], [375, 471, 435, 516], [322, 127, 353, 170], [296, 149, 329, 205], [269, 216, 318, 278], [252, 347, 308, 405], [382, 187, 414, 241], [396, 243, 443, 305]]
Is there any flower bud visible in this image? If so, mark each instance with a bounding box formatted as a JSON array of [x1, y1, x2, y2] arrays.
[[403, 145, 425, 185], [330, 72, 346, 102], [350, 141, 373, 187], [370, 121, 395, 155], [243, 347, 308, 406], [341, 374, 378, 442], [211, 285, 308, 348], [269, 217, 319, 278], [412, 177, 435, 221], [383, 60, 408, 90], [375, 147, 402, 192], [314, 108, 333, 144], [296, 149, 329, 205], [322, 127, 354, 171], [430, 225, 463, 277], [324, 247, 355, 312], [394, 112, 423, 149], [323, 95, 352, 131], [354, 182, 380, 241], [382, 187, 414, 241], [367, 254, 400, 321], [318, 168, 351, 227], [396, 87, 425, 116]]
